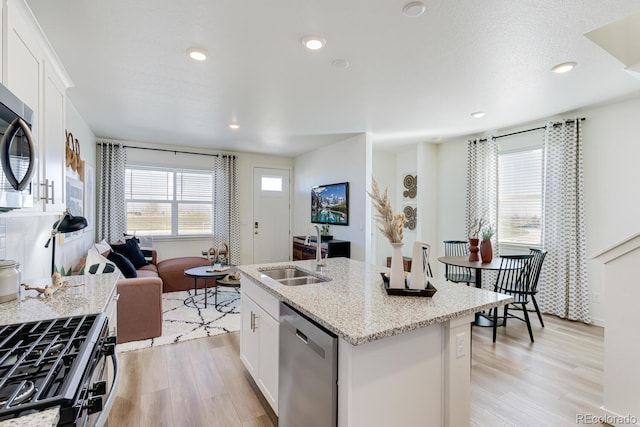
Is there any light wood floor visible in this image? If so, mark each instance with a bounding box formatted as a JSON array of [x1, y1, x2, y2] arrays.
[[109, 315, 607, 427], [471, 314, 608, 427]]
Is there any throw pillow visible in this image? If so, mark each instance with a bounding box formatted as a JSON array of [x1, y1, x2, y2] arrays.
[[107, 251, 138, 278], [86, 248, 117, 275], [111, 238, 147, 269], [94, 239, 112, 257]]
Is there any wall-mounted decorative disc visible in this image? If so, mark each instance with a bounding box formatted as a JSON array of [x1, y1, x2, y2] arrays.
[[403, 205, 417, 230], [403, 174, 417, 199]]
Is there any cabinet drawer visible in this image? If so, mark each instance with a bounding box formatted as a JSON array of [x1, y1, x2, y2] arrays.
[[241, 274, 280, 320]]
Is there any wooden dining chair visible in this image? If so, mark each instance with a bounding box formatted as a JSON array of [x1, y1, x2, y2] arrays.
[[492, 254, 535, 342], [508, 248, 548, 327], [443, 240, 474, 285], [421, 243, 434, 277]]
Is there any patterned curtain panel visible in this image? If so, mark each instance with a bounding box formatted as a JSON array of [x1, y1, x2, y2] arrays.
[[466, 137, 499, 263], [213, 155, 240, 265], [97, 141, 127, 242], [539, 120, 590, 323]]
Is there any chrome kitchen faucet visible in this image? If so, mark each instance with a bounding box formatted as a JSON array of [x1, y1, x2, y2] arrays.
[[305, 224, 326, 267]]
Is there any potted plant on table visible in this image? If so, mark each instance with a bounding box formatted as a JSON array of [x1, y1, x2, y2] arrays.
[[320, 224, 333, 241], [480, 224, 494, 263]]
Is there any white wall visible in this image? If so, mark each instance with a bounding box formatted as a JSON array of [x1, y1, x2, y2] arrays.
[[437, 94, 640, 326], [370, 143, 439, 269], [371, 150, 396, 266], [58, 99, 97, 271], [123, 140, 294, 264], [396, 148, 418, 258], [293, 134, 368, 261], [417, 142, 439, 266]]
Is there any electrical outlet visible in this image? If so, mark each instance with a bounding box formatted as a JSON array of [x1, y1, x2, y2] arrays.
[[593, 292, 601, 303], [456, 333, 465, 358]]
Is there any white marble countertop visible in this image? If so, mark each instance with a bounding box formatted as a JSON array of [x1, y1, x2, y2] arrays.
[[0, 272, 120, 326], [0, 408, 59, 427], [0, 273, 120, 426], [238, 258, 513, 346]]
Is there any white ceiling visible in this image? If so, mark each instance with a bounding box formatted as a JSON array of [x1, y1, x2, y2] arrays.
[[25, 0, 640, 156]]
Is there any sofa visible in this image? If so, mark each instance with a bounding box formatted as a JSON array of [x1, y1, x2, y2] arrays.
[[116, 249, 210, 344]]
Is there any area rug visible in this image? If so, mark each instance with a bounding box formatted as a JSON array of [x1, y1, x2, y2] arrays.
[[116, 287, 240, 353]]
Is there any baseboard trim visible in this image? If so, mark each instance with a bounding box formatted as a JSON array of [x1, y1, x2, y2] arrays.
[[598, 405, 639, 426]]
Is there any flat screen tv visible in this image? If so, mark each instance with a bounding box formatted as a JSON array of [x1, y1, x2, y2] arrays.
[[311, 182, 349, 225]]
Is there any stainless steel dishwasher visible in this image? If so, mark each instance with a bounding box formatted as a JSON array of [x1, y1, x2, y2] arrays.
[[279, 302, 338, 427]]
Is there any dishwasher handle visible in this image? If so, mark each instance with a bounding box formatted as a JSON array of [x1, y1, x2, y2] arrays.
[[280, 313, 331, 360], [295, 329, 308, 344]]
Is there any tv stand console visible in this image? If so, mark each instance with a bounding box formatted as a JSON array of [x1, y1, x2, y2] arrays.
[[292, 236, 350, 261]]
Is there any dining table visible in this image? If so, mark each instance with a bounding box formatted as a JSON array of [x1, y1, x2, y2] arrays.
[[437, 256, 505, 288], [437, 255, 518, 327]]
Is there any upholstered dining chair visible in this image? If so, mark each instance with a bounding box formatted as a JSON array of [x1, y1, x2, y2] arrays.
[[443, 240, 475, 285], [421, 243, 434, 277], [492, 254, 536, 343]]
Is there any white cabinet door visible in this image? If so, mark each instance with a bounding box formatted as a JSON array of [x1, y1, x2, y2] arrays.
[[4, 2, 68, 212], [42, 66, 66, 211], [257, 308, 279, 412], [240, 284, 280, 415], [5, 11, 41, 115], [240, 294, 260, 378]]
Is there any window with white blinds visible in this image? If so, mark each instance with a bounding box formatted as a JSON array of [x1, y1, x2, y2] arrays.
[[125, 166, 213, 236], [498, 148, 542, 246]]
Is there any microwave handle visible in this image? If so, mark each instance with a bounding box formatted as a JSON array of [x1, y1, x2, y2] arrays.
[[0, 117, 36, 191]]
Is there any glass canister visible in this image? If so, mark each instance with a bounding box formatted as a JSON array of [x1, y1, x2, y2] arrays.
[[0, 260, 20, 303]]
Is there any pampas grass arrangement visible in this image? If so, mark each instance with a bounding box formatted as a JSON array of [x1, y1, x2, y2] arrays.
[[368, 177, 406, 243]]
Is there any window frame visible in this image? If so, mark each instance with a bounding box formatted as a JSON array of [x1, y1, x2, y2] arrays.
[[125, 165, 215, 237], [497, 144, 543, 249]]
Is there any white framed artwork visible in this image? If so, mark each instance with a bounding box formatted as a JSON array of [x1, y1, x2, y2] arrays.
[[83, 163, 95, 230], [66, 176, 84, 217]]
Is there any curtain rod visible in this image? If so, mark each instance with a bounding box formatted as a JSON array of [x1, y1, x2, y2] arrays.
[[96, 142, 234, 158], [475, 117, 586, 142]]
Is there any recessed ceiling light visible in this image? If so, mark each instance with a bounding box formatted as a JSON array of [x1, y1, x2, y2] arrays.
[[228, 123, 239, 130], [187, 47, 207, 61], [402, 1, 426, 17], [551, 62, 577, 73], [471, 111, 486, 118], [332, 59, 350, 69], [301, 35, 326, 50]]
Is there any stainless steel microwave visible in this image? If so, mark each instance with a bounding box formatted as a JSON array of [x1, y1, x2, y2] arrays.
[[0, 82, 36, 212]]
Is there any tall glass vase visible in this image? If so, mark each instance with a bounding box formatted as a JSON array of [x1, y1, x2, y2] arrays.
[[390, 242, 405, 289]]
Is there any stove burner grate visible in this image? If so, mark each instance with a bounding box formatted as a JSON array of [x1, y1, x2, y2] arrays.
[[0, 313, 104, 418], [0, 381, 36, 407]]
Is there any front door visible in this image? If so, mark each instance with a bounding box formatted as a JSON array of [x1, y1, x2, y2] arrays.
[[253, 167, 290, 263]]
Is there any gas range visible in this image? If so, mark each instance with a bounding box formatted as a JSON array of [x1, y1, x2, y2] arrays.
[[0, 313, 118, 426]]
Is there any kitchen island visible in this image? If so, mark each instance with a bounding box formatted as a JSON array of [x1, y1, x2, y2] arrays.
[[238, 258, 512, 427]]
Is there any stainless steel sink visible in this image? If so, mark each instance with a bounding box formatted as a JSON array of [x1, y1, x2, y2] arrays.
[[258, 267, 329, 286], [260, 267, 309, 280], [278, 276, 327, 286]]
